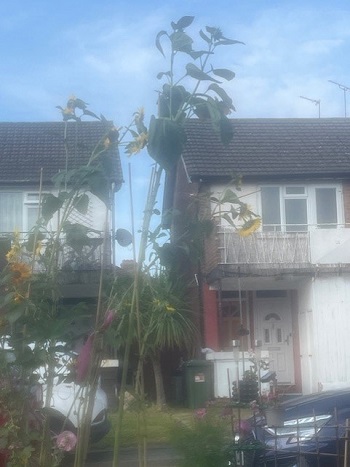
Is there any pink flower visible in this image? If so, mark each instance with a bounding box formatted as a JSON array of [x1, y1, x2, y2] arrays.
[[75, 334, 94, 383], [56, 431, 77, 452], [100, 309, 117, 331], [194, 408, 207, 419]]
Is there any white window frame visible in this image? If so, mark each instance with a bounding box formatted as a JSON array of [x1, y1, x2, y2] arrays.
[[0, 191, 45, 233], [260, 183, 343, 232], [24, 192, 42, 231]]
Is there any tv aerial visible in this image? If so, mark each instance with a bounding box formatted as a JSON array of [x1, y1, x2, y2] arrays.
[[299, 96, 321, 118], [328, 80, 350, 117]]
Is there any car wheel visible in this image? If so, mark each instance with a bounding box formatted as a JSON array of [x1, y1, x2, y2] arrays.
[[48, 415, 76, 438], [44, 410, 77, 438]]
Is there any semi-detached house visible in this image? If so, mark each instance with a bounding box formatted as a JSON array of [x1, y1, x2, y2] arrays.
[[164, 118, 350, 395], [0, 121, 123, 297]]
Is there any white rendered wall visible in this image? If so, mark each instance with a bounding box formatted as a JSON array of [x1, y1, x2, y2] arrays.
[[297, 275, 350, 394], [206, 351, 270, 398]]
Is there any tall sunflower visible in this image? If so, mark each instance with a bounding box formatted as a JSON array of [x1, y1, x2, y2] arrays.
[[10, 262, 32, 285]]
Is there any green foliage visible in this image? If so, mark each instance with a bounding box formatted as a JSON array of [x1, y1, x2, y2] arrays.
[[141, 273, 196, 351], [0, 97, 118, 466], [170, 410, 232, 467], [147, 116, 187, 170], [127, 15, 243, 170]]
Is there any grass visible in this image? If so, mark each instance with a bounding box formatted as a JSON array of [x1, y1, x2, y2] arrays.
[[92, 402, 252, 450], [93, 406, 193, 449]]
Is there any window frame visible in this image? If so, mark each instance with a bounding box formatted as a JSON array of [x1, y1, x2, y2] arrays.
[[260, 183, 343, 232], [0, 190, 44, 233]]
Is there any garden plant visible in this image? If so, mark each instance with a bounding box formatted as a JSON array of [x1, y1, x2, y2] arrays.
[[0, 15, 261, 467]]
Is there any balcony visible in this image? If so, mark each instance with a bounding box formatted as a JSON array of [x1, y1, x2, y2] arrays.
[[214, 225, 350, 276], [0, 231, 113, 298], [218, 226, 310, 270]]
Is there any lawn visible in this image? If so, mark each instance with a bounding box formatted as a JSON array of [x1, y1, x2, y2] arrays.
[[93, 402, 252, 450]]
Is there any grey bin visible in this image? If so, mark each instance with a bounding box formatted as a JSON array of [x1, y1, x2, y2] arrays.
[[184, 360, 213, 409]]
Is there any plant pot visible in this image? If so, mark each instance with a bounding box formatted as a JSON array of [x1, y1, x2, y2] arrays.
[[264, 407, 284, 427], [237, 380, 259, 403]]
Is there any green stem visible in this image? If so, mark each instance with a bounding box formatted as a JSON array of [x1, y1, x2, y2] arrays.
[[112, 165, 163, 467]]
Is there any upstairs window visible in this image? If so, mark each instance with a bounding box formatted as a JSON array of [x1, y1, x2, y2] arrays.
[[0, 192, 23, 232], [0, 192, 42, 233], [315, 188, 338, 228], [261, 185, 341, 232]]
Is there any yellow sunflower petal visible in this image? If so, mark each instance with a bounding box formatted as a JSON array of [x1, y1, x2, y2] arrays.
[[238, 218, 261, 237]]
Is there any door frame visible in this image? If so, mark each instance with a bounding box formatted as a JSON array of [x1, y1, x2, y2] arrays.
[[253, 290, 296, 384]]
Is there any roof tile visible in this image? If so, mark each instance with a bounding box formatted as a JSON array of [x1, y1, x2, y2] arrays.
[[183, 118, 350, 180], [0, 121, 123, 187]]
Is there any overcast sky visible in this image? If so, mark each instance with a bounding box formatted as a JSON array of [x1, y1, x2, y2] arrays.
[[1, 0, 350, 264]]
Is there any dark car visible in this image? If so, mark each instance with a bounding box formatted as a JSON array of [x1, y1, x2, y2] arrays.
[[239, 389, 350, 466]]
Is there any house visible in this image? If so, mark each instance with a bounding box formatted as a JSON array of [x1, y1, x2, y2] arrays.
[[0, 121, 123, 296], [164, 118, 350, 396]]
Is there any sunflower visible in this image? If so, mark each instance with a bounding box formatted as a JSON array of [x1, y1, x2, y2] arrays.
[[6, 246, 20, 263], [10, 262, 32, 285], [5, 232, 21, 263], [238, 218, 262, 237], [125, 132, 148, 155]]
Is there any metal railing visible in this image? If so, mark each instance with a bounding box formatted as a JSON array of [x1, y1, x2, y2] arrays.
[[218, 226, 311, 267], [0, 231, 112, 273]]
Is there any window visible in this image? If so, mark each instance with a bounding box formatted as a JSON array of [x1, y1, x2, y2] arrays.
[[0, 192, 42, 233], [261, 185, 341, 232], [315, 188, 337, 228], [0, 193, 23, 232], [24, 193, 41, 231]]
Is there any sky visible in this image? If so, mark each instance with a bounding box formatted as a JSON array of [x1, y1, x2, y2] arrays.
[[1, 0, 350, 264]]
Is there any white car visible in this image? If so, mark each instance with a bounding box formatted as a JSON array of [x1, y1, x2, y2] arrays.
[[1, 339, 110, 442], [42, 378, 110, 442]]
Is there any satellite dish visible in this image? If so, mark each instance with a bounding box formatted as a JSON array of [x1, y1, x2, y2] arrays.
[[115, 228, 133, 247]]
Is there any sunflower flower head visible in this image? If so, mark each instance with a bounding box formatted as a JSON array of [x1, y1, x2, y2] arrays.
[[238, 218, 262, 238], [125, 132, 148, 155], [10, 262, 32, 285], [6, 232, 22, 263]]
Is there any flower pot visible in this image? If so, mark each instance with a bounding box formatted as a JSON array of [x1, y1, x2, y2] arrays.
[[238, 380, 259, 403]]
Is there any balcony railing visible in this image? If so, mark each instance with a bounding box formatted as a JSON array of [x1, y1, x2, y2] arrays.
[[0, 231, 112, 274], [218, 226, 311, 267]]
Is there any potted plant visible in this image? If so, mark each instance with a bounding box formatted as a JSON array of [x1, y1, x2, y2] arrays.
[[232, 369, 259, 404]]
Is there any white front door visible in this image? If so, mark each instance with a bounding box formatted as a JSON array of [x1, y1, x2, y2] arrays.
[[254, 292, 295, 384]]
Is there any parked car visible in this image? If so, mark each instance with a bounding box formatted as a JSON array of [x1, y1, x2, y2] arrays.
[[0, 339, 110, 443], [42, 379, 110, 443], [239, 389, 350, 466]]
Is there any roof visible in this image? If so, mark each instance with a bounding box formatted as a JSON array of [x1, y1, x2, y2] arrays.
[[0, 121, 123, 189], [182, 118, 350, 181]]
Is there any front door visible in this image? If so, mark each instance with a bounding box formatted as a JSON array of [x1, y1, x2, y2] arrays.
[[254, 292, 295, 384]]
